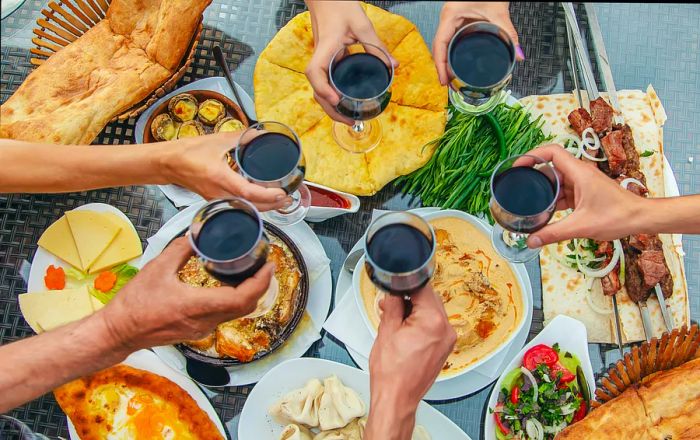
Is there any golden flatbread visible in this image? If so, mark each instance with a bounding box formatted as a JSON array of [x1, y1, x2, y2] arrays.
[[254, 3, 447, 195], [55, 364, 223, 440], [522, 87, 689, 343]]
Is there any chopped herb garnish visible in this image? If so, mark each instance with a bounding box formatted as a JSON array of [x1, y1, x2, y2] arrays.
[[640, 150, 654, 157]]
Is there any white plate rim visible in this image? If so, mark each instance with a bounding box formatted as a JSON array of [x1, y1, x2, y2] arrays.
[[238, 357, 472, 440], [143, 201, 333, 386], [483, 315, 595, 440], [28, 203, 143, 295], [66, 349, 227, 439]]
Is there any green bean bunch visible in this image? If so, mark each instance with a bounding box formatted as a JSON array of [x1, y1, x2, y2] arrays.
[[396, 102, 551, 222]]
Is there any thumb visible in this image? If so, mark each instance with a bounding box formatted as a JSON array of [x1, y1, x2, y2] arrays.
[[158, 236, 195, 274], [204, 262, 275, 316], [378, 293, 405, 333], [527, 212, 583, 248]]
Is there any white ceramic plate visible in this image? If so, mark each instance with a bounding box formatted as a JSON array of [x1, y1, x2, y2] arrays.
[[28, 203, 143, 294], [66, 349, 227, 439], [483, 315, 595, 440], [238, 357, 472, 440], [143, 201, 333, 386], [333, 207, 533, 400]]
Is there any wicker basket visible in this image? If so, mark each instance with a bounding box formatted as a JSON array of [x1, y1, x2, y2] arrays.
[[29, 0, 203, 122], [592, 323, 700, 409]]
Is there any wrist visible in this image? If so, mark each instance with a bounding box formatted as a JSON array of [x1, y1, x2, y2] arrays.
[[84, 311, 133, 364], [153, 141, 180, 186], [365, 385, 417, 440]]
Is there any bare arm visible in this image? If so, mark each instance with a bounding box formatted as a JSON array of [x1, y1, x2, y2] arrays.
[[641, 195, 700, 235], [0, 238, 273, 413], [0, 134, 287, 211]]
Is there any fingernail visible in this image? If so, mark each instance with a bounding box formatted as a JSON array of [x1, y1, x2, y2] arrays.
[[528, 235, 542, 249], [283, 197, 294, 208], [275, 194, 286, 202], [515, 45, 525, 61]]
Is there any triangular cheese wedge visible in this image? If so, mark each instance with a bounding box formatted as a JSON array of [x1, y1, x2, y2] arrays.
[[18, 286, 93, 333], [65, 210, 121, 272], [37, 216, 83, 271], [88, 213, 143, 274]]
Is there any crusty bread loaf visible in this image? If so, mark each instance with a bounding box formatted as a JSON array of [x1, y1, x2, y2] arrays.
[[0, 0, 211, 145]]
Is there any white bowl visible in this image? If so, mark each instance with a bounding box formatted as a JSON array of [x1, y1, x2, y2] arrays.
[[483, 315, 596, 440], [352, 209, 531, 382], [305, 181, 360, 222]]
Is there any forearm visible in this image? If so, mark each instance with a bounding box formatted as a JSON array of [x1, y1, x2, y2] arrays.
[[364, 388, 417, 440], [0, 311, 129, 413], [0, 139, 171, 193], [635, 195, 700, 235]]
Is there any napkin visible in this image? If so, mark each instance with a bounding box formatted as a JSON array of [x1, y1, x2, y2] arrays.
[[158, 184, 204, 208]]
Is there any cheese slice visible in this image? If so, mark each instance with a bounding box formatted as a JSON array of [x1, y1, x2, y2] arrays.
[[37, 216, 83, 271], [65, 210, 122, 272], [88, 213, 142, 274], [90, 295, 106, 311], [18, 286, 94, 333]]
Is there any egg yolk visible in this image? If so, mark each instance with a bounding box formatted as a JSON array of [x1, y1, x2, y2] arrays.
[[127, 394, 181, 439]]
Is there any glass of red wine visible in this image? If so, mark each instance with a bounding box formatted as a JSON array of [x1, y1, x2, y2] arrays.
[[364, 212, 436, 298], [188, 198, 276, 317], [489, 154, 560, 263], [329, 41, 394, 154], [235, 121, 310, 226], [447, 21, 516, 115]]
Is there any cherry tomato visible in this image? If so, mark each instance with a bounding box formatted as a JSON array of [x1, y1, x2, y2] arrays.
[[550, 362, 576, 384], [494, 405, 510, 435], [510, 386, 520, 404], [523, 344, 559, 370], [572, 395, 587, 422]]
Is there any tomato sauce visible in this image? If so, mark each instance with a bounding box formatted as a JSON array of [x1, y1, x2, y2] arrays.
[[309, 186, 350, 209]]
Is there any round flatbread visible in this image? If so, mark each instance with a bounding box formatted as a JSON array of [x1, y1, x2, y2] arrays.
[[254, 2, 447, 195]]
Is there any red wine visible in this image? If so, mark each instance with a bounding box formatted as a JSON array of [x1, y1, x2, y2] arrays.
[[331, 53, 391, 99], [196, 209, 260, 260], [449, 32, 513, 87], [239, 132, 300, 181], [367, 224, 432, 273], [493, 167, 556, 216]]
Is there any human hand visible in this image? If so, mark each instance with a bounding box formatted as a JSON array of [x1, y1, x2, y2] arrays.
[[364, 286, 456, 440], [433, 2, 523, 86], [526, 144, 648, 248], [305, 0, 397, 124], [98, 237, 274, 352], [159, 132, 289, 211]]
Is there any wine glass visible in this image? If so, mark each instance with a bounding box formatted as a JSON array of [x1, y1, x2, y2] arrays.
[[447, 21, 516, 115], [329, 41, 394, 154], [489, 154, 560, 263], [235, 121, 310, 226], [188, 198, 276, 318], [364, 212, 436, 297]]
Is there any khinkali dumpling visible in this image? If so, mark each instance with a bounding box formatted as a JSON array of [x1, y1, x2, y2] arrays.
[[317, 376, 366, 431], [279, 424, 313, 440], [412, 425, 432, 440], [313, 417, 366, 440], [270, 378, 324, 427]]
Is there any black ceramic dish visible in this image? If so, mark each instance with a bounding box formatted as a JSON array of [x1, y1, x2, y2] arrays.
[[168, 221, 309, 367]]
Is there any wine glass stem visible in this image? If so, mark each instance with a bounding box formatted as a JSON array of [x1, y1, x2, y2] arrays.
[[352, 121, 365, 133]]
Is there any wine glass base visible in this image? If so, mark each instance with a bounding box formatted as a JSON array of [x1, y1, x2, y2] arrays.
[[491, 224, 541, 263], [332, 119, 381, 153], [449, 88, 505, 116], [262, 184, 311, 226]]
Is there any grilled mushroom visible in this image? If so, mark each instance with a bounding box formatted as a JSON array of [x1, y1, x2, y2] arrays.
[[177, 120, 205, 139], [168, 93, 199, 122], [150, 113, 178, 141], [214, 117, 246, 133], [198, 99, 226, 126]]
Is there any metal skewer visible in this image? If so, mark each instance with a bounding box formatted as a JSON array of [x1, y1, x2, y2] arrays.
[[585, 3, 674, 334], [563, 3, 625, 356]]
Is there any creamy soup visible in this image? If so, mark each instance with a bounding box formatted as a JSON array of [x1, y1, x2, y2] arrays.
[[360, 216, 523, 377]]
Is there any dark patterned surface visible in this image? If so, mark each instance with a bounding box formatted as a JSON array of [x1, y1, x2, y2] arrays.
[[1, 2, 698, 439]]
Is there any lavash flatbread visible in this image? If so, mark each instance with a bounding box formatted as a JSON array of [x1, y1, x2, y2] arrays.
[[254, 3, 447, 195], [521, 86, 689, 343]]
